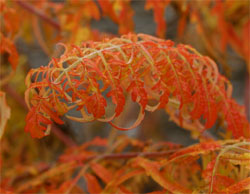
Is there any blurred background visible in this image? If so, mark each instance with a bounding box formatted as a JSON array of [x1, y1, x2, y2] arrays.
[[1, 0, 249, 190]]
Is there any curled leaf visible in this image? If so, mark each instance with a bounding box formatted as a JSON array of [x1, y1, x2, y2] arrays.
[[24, 34, 250, 138]]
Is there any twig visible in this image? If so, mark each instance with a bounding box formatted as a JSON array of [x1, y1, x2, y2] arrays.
[[15, 0, 61, 31], [85, 149, 179, 161], [65, 146, 179, 193], [50, 124, 77, 147], [2, 84, 27, 110], [2, 84, 76, 147]]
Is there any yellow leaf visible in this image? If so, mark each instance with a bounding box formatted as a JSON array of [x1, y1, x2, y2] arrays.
[[221, 152, 250, 167], [74, 27, 91, 45]]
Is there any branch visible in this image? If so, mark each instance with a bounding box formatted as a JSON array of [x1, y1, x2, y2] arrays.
[[16, 148, 179, 192], [15, 0, 61, 31], [87, 149, 179, 161]]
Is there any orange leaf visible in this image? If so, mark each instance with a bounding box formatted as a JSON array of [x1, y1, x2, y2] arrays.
[[0, 91, 11, 139], [106, 169, 145, 189], [90, 163, 113, 184], [84, 173, 102, 193], [220, 177, 250, 194], [0, 34, 19, 70], [134, 157, 192, 193], [168, 141, 221, 162]]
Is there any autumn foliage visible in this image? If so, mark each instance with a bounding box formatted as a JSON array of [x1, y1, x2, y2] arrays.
[[1, 0, 250, 193], [24, 34, 249, 139]]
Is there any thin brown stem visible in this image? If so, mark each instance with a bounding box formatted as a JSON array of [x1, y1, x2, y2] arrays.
[[17, 148, 178, 192], [2, 84, 28, 111], [51, 124, 77, 147], [65, 145, 179, 193], [85, 149, 179, 161], [15, 0, 61, 31]]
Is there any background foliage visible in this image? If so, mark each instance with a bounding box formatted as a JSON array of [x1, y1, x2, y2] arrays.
[[0, 0, 249, 193]]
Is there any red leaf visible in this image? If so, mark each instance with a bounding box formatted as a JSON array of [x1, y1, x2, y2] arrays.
[[41, 101, 64, 125], [86, 93, 107, 118], [159, 88, 170, 108], [145, 0, 170, 38], [0, 34, 19, 70], [223, 99, 250, 138], [25, 106, 50, 138], [107, 87, 125, 117], [90, 163, 113, 184], [84, 173, 102, 193]]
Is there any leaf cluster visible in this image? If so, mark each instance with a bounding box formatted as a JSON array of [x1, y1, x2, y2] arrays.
[[25, 34, 249, 139], [1, 136, 249, 193]]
